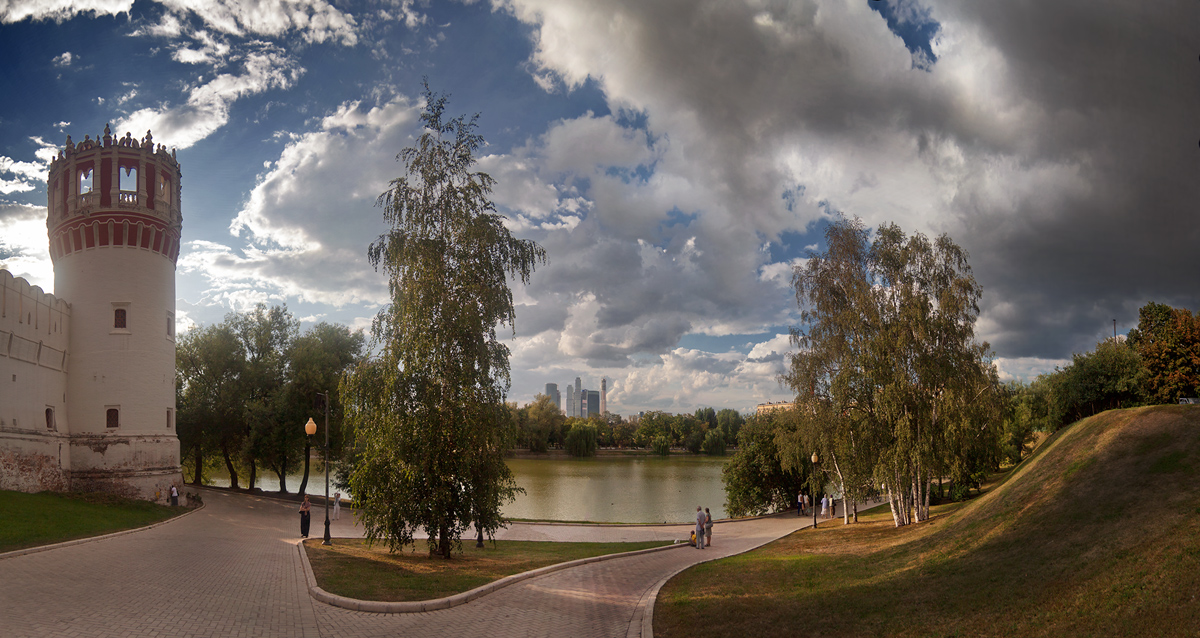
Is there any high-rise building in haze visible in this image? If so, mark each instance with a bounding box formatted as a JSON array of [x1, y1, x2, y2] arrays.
[[586, 390, 600, 418], [600, 378, 607, 415], [564, 385, 574, 417], [544, 383, 560, 411]]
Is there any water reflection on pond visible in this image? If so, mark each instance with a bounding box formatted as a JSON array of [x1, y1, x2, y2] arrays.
[[505, 455, 729, 524], [206, 454, 730, 524]]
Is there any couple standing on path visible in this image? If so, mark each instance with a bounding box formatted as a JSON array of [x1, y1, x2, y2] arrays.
[[694, 506, 713, 548]]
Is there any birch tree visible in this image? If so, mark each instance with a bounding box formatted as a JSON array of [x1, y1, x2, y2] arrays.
[[343, 84, 545, 558]]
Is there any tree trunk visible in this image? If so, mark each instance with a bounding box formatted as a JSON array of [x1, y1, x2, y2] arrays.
[[298, 441, 312, 496], [191, 444, 204, 485], [221, 443, 239, 489], [276, 466, 288, 494], [248, 460, 257, 491], [886, 484, 904, 527]]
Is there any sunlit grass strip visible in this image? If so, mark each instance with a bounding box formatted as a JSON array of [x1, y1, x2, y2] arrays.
[[0, 490, 181, 553], [305, 538, 671, 602]]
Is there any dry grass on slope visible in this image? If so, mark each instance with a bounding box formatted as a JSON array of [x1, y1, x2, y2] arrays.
[[656, 406, 1200, 638]]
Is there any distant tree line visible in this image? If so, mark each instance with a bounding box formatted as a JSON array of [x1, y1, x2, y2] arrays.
[[1001, 301, 1200, 463], [175, 303, 365, 495], [507, 395, 746, 457]]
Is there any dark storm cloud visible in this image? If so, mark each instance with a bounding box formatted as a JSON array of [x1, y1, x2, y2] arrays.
[[938, 0, 1200, 357]]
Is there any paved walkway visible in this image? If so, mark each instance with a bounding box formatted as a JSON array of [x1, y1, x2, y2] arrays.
[[0, 488, 848, 637]]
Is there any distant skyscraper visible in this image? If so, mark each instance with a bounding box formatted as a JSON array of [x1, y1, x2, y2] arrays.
[[545, 383, 560, 410], [600, 378, 607, 415], [564, 385, 574, 417], [586, 390, 600, 418], [575, 376, 583, 418]]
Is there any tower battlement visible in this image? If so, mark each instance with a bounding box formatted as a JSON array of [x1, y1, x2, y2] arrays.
[[46, 124, 182, 265]]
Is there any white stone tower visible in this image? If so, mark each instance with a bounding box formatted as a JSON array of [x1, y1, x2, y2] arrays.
[[46, 124, 183, 498]]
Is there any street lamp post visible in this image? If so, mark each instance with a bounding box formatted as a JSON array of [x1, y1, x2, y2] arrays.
[[305, 390, 332, 546], [811, 451, 820, 530]]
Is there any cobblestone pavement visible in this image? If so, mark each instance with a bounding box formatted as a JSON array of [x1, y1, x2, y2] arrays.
[[0, 488, 835, 638]]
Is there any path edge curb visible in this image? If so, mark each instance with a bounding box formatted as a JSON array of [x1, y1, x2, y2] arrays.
[[0, 501, 205, 562], [298, 537, 690, 614]]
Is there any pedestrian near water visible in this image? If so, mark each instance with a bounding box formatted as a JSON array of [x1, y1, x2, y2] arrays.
[[333, 492, 341, 521], [695, 506, 706, 549], [299, 495, 312, 538], [704, 508, 713, 547], [169, 484, 178, 507]]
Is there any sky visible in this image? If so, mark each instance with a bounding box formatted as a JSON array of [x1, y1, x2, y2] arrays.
[[1, 0, 1196, 416]]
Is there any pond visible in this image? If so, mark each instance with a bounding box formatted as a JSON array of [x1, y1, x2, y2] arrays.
[[205, 454, 730, 524]]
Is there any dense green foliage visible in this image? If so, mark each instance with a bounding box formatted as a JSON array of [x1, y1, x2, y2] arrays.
[[564, 423, 599, 457], [776, 217, 1003, 526], [722, 414, 806, 516], [1128, 301, 1200, 403], [343, 86, 545, 559], [702, 429, 727, 456], [176, 307, 363, 493]]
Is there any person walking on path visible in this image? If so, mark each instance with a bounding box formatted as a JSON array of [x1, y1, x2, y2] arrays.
[[831, 496, 837, 519], [332, 492, 341, 521], [169, 484, 178, 507], [704, 507, 713, 547], [797, 492, 803, 516], [299, 495, 312, 538], [821, 495, 828, 519], [694, 506, 706, 549]]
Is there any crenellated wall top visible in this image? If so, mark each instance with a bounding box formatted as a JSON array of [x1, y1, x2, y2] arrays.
[[48, 123, 178, 169], [0, 269, 70, 314]]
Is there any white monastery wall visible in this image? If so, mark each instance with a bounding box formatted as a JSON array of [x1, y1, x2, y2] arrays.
[[0, 270, 72, 492]]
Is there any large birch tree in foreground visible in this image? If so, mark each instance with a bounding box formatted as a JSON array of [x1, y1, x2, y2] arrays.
[[344, 85, 545, 558], [783, 216, 1001, 527]]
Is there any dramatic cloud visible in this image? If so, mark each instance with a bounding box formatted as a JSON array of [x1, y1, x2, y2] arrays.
[[184, 94, 420, 310], [496, 0, 1199, 367], [1, 0, 132, 23], [113, 44, 304, 149], [0, 201, 53, 288]]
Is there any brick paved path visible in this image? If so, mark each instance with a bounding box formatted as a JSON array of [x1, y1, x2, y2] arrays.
[[0, 488, 829, 638]]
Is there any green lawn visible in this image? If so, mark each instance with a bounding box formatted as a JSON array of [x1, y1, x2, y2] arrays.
[[655, 406, 1200, 638], [0, 490, 183, 553], [305, 538, 672, 601]]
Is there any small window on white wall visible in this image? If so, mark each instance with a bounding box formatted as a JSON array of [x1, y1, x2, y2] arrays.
[[167, 311, 175, 340], [106, 407, 120, 429], [167, 409, 173, 430], [111, 302, 131, 334], [46, 407, 56, 431]]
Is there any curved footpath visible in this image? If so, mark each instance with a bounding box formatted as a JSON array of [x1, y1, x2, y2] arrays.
[[0, 487, 849, 638]]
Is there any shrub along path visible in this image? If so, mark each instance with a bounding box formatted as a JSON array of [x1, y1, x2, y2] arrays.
[[0, 485, 837, 638]]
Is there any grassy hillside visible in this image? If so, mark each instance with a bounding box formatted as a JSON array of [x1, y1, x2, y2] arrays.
[[655, 405, 1200, 637]]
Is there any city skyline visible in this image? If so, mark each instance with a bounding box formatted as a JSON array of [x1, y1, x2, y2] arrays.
[[0, 1, 1194, 415]]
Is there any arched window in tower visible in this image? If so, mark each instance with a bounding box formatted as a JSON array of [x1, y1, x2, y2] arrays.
[[119, 166, 137, 204], [106, 408, 120, 429], [79, 168, 93, 194], [114, 308, 127, 329]]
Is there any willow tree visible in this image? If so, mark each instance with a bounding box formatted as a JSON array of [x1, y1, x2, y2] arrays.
[[343, 85, 545, 558]]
